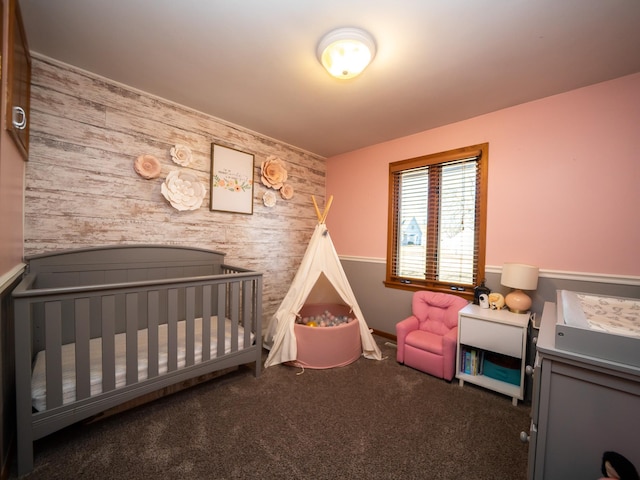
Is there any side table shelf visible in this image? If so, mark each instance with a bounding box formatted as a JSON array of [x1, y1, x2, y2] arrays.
[[456, 304, 530, 405]]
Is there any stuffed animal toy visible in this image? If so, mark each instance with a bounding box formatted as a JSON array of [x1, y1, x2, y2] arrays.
[[599, 451, 639, 480], [488, 292, 505, 310]]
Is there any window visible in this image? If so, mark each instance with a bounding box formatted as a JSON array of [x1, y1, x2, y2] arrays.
[[385, 143, 488, 299]]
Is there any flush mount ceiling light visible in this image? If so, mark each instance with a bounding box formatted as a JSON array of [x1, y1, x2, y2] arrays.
[[317, 27, 376, 80]]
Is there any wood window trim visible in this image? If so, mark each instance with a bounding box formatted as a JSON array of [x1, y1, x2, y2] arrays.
[[384, 143, 489, 302]]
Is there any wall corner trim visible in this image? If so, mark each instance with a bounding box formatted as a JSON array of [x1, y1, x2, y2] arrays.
[[338, 258, 639, 286], [0, 263, 26, 293], [486, 265, 640, 286], [339, 255, 385, 264]]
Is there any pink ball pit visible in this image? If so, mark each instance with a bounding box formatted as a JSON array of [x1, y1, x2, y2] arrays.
[[293, 304, 362, 369]]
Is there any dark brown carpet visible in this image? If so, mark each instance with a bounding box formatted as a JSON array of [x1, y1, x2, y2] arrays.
[[16, 337, 530, 479]]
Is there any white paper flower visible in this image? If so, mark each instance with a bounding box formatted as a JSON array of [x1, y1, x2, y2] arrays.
[[263, 190, 277, 208], [161, 169, 206, 211], [170, 144, 193, 167]]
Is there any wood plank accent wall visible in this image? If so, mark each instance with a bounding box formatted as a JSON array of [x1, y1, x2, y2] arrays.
[[24, 56, 327, 320]]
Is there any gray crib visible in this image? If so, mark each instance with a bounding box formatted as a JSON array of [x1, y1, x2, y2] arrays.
[[13, 245, 262, 475]]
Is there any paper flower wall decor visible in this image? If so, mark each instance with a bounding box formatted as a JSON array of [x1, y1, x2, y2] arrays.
[[134, 154, 161, 179], [161, 169, 207, 211], [263, 190, 277, 208], [280, 183, 294, 200], [170, 144, 193, 167], [260, 155, 288, 190]]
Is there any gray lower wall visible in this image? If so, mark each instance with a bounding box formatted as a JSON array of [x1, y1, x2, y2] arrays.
[[342, 259, 640, 336]]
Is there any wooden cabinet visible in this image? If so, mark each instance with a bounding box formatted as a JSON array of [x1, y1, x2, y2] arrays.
[[456, 303, 530, 405], [526, 302, 640, 479], [5, 0, 31, 160]]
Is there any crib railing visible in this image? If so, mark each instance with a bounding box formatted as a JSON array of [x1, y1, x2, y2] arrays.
[[15, 268, 261, 410], [13, 268, 262, 461]]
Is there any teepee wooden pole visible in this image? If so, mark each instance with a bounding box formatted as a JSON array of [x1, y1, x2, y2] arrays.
[[311, 195, 323, 223], [311, 195, 334, 224], [321, 195, 334, 224]]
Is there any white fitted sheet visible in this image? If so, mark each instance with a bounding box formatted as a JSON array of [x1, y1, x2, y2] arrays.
[[32, 316, 253, 411], [560, 290, 640, 338]]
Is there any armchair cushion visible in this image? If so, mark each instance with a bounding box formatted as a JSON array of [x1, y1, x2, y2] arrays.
[[406, 330, 445, 355], [413, 291, 464, 334]]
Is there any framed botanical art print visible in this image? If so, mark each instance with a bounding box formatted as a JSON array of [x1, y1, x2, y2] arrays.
[[210, 143, 254, 214]]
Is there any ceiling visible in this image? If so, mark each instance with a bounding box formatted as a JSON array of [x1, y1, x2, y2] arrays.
[[18, 0, 640, 158]]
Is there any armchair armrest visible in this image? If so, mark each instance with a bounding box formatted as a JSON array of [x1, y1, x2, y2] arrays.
[[395, 315, 419, 363], [443, 326, 458, 350]]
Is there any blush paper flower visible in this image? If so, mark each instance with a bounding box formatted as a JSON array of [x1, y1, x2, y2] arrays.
[[260, 156, 288, 190], [280, 183, 294, 200], [134, 154, 162, 179]]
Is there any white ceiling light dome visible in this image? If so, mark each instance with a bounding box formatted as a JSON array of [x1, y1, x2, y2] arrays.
[[317, 27, 376, 80]]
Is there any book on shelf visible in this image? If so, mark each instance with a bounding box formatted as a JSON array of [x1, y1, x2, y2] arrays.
[[461, 347, 484, 375]]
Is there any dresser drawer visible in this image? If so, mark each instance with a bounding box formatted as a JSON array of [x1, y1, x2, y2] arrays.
[[459, 316, 524, 358]]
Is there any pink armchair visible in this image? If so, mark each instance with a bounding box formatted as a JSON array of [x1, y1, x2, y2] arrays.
[[396, 291, 469, 381]]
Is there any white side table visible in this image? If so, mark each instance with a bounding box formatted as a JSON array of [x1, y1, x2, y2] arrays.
[[456, 303, 530, 405]]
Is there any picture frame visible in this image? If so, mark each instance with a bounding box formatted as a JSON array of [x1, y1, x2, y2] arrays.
[[210, 143, 254, 214]]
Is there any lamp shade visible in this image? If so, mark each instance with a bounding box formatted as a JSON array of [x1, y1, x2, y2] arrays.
[[317, 27, 376, 79], [501, 263, 539, 290]]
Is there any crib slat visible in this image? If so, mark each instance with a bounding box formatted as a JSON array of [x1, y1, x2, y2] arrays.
[[101, 296, 116, 392], [167, 288, 178, 371], [75, 298, 91, 401], [185, 287, 195, 366], [242, 279, 252, 348], [126, 293, 138, 384], [254, 277, 263, 377], [147, 290, 159, 378], [15, 296, 35, 474], [45, 301, 64, 409], [229, 281, 239, 352], [202, 285, 211, 361], [217, 283, 226, 357]]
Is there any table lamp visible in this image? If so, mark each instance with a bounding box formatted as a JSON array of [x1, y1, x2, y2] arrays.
[[501, 263, 539, 313]]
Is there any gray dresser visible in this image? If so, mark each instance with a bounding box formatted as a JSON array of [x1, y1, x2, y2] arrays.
[[526, 302, 640, 479]]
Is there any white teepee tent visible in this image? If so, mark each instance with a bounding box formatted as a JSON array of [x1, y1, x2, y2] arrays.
[[264, 196, 382, 368]]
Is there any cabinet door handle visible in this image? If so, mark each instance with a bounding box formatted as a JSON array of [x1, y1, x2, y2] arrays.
[[12, 106, 27, 130], [519, 431, 530, 443]]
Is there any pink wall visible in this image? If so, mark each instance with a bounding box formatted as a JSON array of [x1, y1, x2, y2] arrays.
[[326, 73, 640, 276], [0, 136, 25, 276]]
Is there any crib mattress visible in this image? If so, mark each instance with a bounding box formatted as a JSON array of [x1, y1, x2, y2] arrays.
[[32, 317, 253, 411], [555, 290, 640, 367]]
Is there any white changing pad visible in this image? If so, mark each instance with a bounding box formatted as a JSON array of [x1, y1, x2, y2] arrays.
[[32, 317, 253, 411], [560, 290, 640, 338]]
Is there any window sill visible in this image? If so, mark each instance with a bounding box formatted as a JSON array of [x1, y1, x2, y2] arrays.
[[383, 280, 474, 302]]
